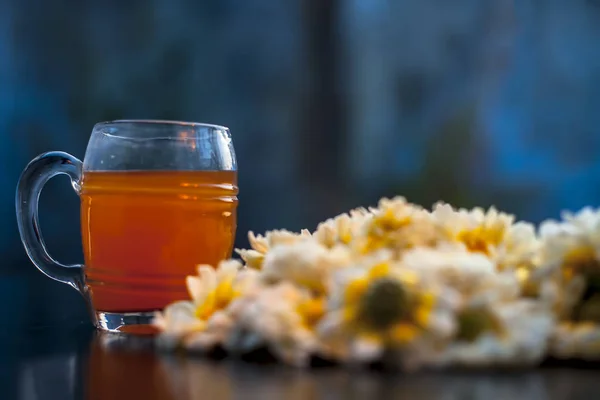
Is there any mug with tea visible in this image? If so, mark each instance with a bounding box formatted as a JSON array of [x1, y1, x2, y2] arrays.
[[16, 120, 238, 332]]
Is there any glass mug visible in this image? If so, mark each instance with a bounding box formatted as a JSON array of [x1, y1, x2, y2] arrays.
[[16, 120, 238, 332]]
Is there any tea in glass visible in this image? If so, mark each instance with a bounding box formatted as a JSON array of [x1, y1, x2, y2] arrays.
[[81, 170, 237, 312], [16, 120, 238, 331]]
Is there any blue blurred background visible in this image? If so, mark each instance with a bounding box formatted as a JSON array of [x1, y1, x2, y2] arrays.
[[2, 0, 600, 330]]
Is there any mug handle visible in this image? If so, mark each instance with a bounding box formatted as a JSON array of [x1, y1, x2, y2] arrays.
[[15, 152, 91, 303]]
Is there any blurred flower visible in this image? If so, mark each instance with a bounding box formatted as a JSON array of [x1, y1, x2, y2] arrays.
[[155, 195, 600, 367], [439, 301, 553, 367], [313, 208, 371, 248], [153, 302, 205, 350], [400, 247, 499, 298], [236, 229, 311, 269], [261, 241, 352, 294], [551, 322, 600, 360], [317, 259, 457, 364], [454, 306, 504, 343], [537, 208, 600, 322], [357, 197, 441, 256], [401, 246, 553, 367], [153, 260, 257, 350], [224, 282, 318, 367], [432, 203, 515, 258], [500, 222, 542, 296], [431, 204, 545, 297], [500, 222, 540, 270]]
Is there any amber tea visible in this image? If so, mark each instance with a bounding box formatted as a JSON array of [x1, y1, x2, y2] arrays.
[[81, 170, 238, 312]]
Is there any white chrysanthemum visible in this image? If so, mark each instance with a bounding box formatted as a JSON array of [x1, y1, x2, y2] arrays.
[[357, 197, 441, 256], [551, 323, 600, 360], [153, 260, 257, 350], [432, 203, 515, 259], [317, 258, 459, 365], [224, 282, 318, 367], [538, 208, 600, 272], [536, 208, 600, 321], [501, 222, 540, 267], [437, 301, 554, 367], [154, 302, 205, 349], [399, 246, 553, 367], [564, 207, 600, 233], [401, 246, 495, 283], [261, 240, 352, 293], [235, 229, 312, 269], [371, 196, 425, 215], [495, 222, 543, 296], [313, 208, 371, 248], [156, 198, 600, 367], [400, 246, 520, 305], [537, 275, 587, 323]]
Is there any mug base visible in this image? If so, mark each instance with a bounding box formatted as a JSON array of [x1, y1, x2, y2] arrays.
[[96, 311, 159, 335]]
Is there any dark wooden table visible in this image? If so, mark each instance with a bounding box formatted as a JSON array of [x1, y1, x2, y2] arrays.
[[2, 324, 600, 400]]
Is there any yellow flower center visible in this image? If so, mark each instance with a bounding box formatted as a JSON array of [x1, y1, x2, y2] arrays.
[[516, 267, 539, 298], [297, 297, 326, 328], [360, 212, 413, 254], [341, 267, 433, 347], [456, 226, 504, 255], [564, 246, 599, 277], [575, 294, 600, 323], [389, 323, 419, 344], [195, 278, 236, 320], [564, 247, 600, 322], [456, 307, 502, 342], [359, 278, 410, 330], [375, 209, 412, 232], [339, 230, 353, 245]]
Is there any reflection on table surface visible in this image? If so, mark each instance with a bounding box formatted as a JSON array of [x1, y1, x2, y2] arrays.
[[3, 327, 600, 400]]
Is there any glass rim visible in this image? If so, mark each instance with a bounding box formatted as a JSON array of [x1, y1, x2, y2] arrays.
[[94, 119, 229, 131]]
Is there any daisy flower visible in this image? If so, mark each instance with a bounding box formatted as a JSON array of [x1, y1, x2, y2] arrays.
[[154, 197, 600, 367], [401, 246, 553, 367], [357, 197, 441, 256], [499, 222, 542, 297], [153, 260, 257, 350], [537, 207, 600, 322], [400, 247, 500, 298], [313, 208, 371, 248], [260, 240, 352, 294], [535, 208, 600, 359], [438, 301, 554, 367], [236, 229, 311, 270], [224, 282, 319, 367], [317, 258, 457, 365], [432, 203, 515, 259], [431, 204, 543, 296]]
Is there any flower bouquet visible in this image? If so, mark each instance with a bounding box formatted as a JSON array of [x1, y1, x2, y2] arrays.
[[153, 197, 600, 370]]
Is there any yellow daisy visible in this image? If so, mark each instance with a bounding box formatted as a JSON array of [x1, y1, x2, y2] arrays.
[[432, 203, 515, 257], [317, 259, 453, 363], [497, 222, 542, 297], [537, 208, 600, 323], [236, 229, 311, 269], [313, 208, 371, 248], [153, 260, 257, 349], [439, 301, 554, 367], [358, 197, 440, 256]]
